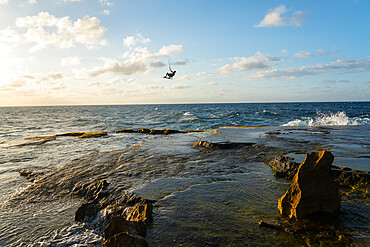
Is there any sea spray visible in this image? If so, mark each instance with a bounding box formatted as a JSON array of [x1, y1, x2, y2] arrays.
[[283, 111, 361, 127]]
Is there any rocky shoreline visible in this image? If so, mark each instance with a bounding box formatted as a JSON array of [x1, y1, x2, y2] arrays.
[[5, 126, 369, 246]]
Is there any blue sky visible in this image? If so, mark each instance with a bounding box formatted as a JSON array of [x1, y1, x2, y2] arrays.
[[0, 0, 369, 105]]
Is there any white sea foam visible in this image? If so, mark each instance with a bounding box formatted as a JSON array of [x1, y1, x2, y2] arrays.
[[179, 112, 199, 121], [283, 111, 363, 127], [38, 224, 103, 246]]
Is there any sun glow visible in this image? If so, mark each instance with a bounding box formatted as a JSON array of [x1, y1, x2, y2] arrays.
[[0, 43, 13, 86]]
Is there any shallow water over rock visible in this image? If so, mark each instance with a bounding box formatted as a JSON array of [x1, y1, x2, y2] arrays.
[[0, 126, 369, 246]]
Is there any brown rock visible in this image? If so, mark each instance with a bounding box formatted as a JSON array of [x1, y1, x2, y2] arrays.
[[19, 169, 46, 182], [124, 204, 153, 223], [278, 150, 340, 219], [78, 131, 108, 138], [103, 232, 148, 247], [104, 215, 147, 239]]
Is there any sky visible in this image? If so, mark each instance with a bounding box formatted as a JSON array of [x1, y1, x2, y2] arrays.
[[0, 0, 369, 106]]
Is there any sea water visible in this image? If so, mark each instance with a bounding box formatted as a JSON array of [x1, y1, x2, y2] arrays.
[[0, 102, 369, 246]]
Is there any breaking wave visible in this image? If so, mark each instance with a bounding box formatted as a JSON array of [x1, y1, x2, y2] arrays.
[[283, 111, 368, 127]]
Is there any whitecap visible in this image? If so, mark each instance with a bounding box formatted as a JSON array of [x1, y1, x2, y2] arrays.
[[282, 111, 362, 127]]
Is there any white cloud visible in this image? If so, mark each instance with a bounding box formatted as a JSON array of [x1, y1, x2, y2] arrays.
[[0, 71, 64, 90], [83, 44, 183, 78], [61, 56, 83, 66], [144, 84, 160, 90], [247, 58, 370, 80], [63, 0, 82, 2], [123, 33, 151, 47], [322, 79, 350, 83], [150, 61, 166, 68], [294, 51, 314, 58], [0, 0, 8, 4], [231, 52, 282, 71], [156, 45, 183, 57], [255, 5, 305, 28], [8, 12, 107, 52], [207, 81, 218, 86], [27, 0, 37, 5], [98, 0, 112, 6], [290, 11, 305, 26], [178, 75, 190, 80], [85, 59, 148, 77], [173, 59, 188, 65], [217, 64, 233, 74], [0, 27, 22, 45], [124, 78, 137, 84], [170, 83, 190, 89], [316, 49, 331, 56], [280, 49, 289, 55], [103, 9, 110, 15]]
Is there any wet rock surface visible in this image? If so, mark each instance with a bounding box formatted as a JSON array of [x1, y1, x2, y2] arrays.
[[116, 128, 205, 135], [267, 155, 300, 179], [103, 203, 153, 247], [192, 139, 255, 150], [78, 131, 108, 138], [268, 155, 369, 188], [6, 127, 369, 246], [278, 150, 341, 219], [19, 169, 48, 182]]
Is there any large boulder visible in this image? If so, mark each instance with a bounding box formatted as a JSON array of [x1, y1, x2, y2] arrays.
[[278, 150, 341, 219], [103, 203, 153, 247], [104, 215, 147, 239], [104, 232, 148, 247]]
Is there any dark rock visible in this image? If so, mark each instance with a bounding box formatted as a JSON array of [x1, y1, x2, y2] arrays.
[[115, 129, 137, 134], [19, 169, 46, 182], [192, 140, 255, 150], [149, 129, 165, 135], [115, 128, 203, 135], [330, 167, 369, 189], [104, 215, 147, 239], [74, 180, 109, 222], [267, 155, 300, 180], [164, 129, 185, 134], [258, 220, 283, 230], [75, 201, 99, 222], [103, 232, 148, 247], [84, 180, 109, 202], [137, 128, 150, 134], [56, 132, 86, 137], [278, 150, 341, 219]]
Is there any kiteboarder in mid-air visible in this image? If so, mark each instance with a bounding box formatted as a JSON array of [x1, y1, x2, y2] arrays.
[[163, 61, 176, 79]]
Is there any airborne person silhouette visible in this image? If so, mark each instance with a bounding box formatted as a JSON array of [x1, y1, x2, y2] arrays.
[[163, 60, 176, 79]]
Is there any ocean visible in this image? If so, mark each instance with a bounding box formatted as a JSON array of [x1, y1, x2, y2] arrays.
[[0, 102, 369, 246]]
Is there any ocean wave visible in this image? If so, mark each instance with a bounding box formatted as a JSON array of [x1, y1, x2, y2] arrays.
[[282, 111, 366, 127], [179, 112, 199, 122]]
